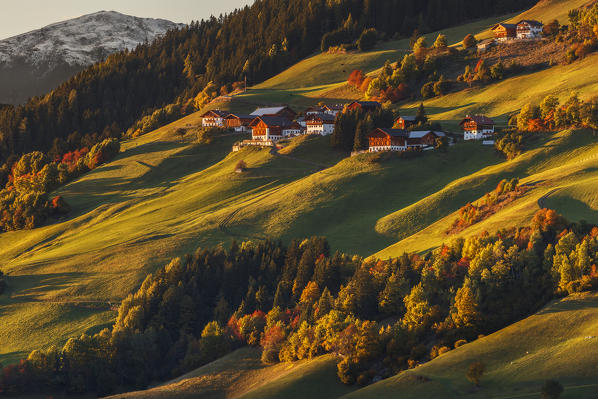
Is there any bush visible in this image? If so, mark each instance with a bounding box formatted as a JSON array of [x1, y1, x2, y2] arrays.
[[235, 160, 248, 172], [454, 339, 467, 348], [357, 28, 378, 52], [433, 78, 452, 96], [466, 361, 485, 386], [434, 34, 448, 48], [541, 379, 564, 399], [421, 81, 436, 98]]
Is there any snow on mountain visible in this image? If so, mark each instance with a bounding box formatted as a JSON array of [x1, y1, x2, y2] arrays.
[[0, 11, 181, 68], [0, 11, 183, 68], [0, 11, 184, 104]]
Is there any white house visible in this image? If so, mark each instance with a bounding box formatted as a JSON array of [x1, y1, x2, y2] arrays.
[[201, 110, 229, 127], [459, 115, 495, 140], [516, 20, 543, 39], [305, 113, 336, 136]]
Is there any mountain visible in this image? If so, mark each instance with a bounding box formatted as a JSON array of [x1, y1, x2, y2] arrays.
[[0, 11, 183, 104]]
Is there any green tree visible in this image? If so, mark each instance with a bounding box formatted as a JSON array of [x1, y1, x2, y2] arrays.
[[416, 102, 428, 124], [357, 28, 378, 52]]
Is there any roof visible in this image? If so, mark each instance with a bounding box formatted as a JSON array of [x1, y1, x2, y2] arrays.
[[202, 110, 229, 118], [250, 106, 293, 116], [398, 115, 417, 121], [459, 115, 495, 126], [408, 131, 445, 138], [492, 23, 517, 30], [250, 116, 293, 127], [517, 20, 543, 27], [225, 113, 254, 119], [350, 101, 381, 108], [306, 113, 336, 123], [375, 128, 409, 137], [323, 104, 345, 111]]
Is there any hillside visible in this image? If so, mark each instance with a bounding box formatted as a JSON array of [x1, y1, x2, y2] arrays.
[[106, 348, 354, 399], [0, 11, 182, 104], [1, 0, 597, 376], [110, 291, 598, 399], [344, 292, 598, 399]]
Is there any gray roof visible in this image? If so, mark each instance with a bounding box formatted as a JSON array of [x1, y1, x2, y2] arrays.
[[409, 130, 445, 138], [251, 106, 290, 116], [251, 116, 294, 127], [398, 115, 417, 121]]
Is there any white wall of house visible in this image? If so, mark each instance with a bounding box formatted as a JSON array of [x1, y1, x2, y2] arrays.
[[368, 145, 407, 152], [202, 117, 224, 127], [517, 25, 542, 39], [306, 123, 334, 136], [464, 127, 494, 141]]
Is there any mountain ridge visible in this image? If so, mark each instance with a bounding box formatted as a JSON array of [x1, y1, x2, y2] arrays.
[[0, 10, 183, 104]]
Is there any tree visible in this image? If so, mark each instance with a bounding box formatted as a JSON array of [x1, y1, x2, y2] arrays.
[[416, 103, 428, 124], [353, 116, 372, 152], [466, 361, 485, 386], [433, 34, 447, 48], [463, 34, 477, 49], [435, 136, 448, 152], [541, 379, 564, 399], [357, 28, 378, 52], [413, 36, 428, 51], [451, 278, 481, 331]]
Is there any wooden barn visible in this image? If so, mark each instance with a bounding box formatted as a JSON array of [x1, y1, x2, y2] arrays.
[[345, 101, 381, 113], [491, 23, 517, 41], [367, 128, 445, 152], [395, 115, 417, 130], [224, 113, 254, 132]]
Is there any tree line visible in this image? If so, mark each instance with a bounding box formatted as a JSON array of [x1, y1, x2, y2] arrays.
[[2, 208, 597, 395]]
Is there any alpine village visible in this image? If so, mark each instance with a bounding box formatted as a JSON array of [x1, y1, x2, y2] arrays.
[[1, 1, 598, 399]]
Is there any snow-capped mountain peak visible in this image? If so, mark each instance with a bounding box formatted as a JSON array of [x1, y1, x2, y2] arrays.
[[0, 10, 184, 68]]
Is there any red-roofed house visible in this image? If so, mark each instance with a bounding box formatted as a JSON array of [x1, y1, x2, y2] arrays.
[[517, 20, 543, 39], [491, 23, 517, 41], [305, 113, 336, 136]]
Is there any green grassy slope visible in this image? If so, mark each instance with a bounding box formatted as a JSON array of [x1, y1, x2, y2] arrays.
[[375, 128, 598, 258], [106, 347, 354, 399], [344, 292, 598, 399], [1, 0, 597, 366]]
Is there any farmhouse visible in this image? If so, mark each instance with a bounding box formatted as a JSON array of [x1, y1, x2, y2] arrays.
[[460, 115, 495, 140], [395, 115, 417, 130], [224, 113, 254, 132], [517, 20, 543, 39], [322, 104, 345, 116], [201, 110, 229, 127], [367, 128, 445, 152], [305, 113, 336, 136], [249, 116, 301, 142], [250, 105, 297, 120], [345, 101, 381, 113], [491, 23, 517, 41]]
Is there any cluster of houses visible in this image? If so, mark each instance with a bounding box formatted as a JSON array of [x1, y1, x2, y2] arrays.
[[478, 19, 544, 52], [202, 102, 495, 153]]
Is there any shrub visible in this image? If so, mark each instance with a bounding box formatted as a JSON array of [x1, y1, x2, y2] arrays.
[[235, 160, 247, 172], [454, 339, 467, 348], [541, 379, 564, 399], [421, 81, 436, 98], [434, 34, 447, 48], [466, 361, 485, 386], [433, 77, 452, 96], [357, 28, 378, 52]]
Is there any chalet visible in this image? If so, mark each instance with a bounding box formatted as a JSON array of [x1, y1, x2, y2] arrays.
[[224, 113, 254, 132], [459, 115, 495, 140], [201, 110, 229, 127], [345, 101, 381, 113], [516, 20, 543, 39], [305, 113, 336, 136], [491, 23, 517, 41], [250, 106, 297, 120], [395, 115, 417, 130], [367, 128, 445, 152], [249, 116, 301, 142]]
